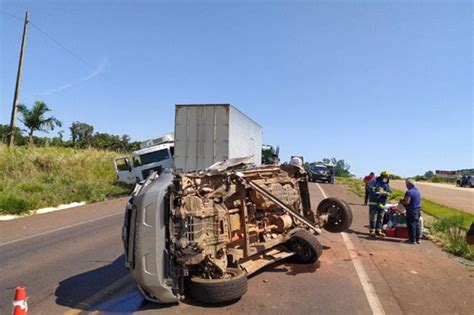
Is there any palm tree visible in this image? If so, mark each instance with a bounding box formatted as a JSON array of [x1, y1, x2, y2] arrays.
[[17, 101, 62, 145]]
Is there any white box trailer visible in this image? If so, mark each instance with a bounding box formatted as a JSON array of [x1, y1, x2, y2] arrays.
[[174, 104, 262, 172]]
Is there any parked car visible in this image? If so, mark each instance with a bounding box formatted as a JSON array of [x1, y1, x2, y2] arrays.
[[122, 162, 352, 304], [457, 175, 474, 188], [308, 163, 334, 184]]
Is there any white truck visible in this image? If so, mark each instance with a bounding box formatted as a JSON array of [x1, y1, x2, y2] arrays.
[[113, 133, 175, 184], [115, 104, 262, 184]]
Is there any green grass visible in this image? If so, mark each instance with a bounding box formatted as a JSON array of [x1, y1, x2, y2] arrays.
[[0, 144, 131, 215], [389, 188, 474, 231], [336, 177, 474, 229], [428, 216, 474, 260], [336, 177, 366, 197], [336, 177, 474, 261]]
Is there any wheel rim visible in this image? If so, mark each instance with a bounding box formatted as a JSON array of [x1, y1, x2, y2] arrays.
[[326, 204, 344, 227], [293, 238, 312, 261]]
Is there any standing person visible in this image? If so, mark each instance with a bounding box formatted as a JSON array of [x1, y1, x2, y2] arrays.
[[367, 171, 392, 237], [400, 179, 422, 244], [363, 172, 375, 205], [328, 168, 335, 184]]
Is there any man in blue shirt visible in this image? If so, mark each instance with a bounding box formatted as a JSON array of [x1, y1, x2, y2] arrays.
[[367, 171, 392, 237], [400, 179, 422, 244]]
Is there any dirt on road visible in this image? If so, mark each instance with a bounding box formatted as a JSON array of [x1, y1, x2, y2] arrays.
[[391, 180, 474, 214]]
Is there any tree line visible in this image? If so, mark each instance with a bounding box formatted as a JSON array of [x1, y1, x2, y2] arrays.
[[1, 101, 140, 152], [412, 169, 473, 183]]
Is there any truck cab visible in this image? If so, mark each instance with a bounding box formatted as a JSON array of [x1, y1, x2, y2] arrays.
[[114, 133, 175, 184], [262, 144, 280, 165]]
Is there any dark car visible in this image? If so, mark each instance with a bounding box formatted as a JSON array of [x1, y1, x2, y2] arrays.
[[308, 163, 334, 184], [457, 175, 474, 188]]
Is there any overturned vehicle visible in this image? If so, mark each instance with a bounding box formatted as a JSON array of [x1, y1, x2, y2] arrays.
[[122, 160, 352, 304]]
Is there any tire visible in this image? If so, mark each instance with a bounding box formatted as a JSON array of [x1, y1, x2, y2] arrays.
[[289, 229, 323, 263], [317, 197, 353, 233], [189, 267, 247, 304]]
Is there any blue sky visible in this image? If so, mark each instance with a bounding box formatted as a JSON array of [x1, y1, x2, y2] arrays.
[[1, 0, 472, 177]]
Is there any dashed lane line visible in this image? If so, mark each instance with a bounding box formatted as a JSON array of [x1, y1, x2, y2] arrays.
[[316, 183, 385, 315]]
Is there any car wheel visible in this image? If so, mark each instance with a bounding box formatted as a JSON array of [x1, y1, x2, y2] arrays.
[[317, 198, 353, 233], [189, 267, 247, 304], [288, 229, 323, 263]]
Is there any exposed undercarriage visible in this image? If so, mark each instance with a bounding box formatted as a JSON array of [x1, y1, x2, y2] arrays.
[[124, 163, 352, 304]]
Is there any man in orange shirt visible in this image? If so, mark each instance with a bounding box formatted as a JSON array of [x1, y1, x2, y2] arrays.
[[363, 172, 375, 205]]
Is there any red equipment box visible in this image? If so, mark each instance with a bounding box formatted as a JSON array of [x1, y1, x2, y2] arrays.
[[385, 228, 396, 237], [395, 227, 409, 238]]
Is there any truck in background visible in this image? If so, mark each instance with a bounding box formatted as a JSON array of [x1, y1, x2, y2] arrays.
[[262, 144, 280, 164], [174, 104, 262, 172], [115, 104, 262, 183], [113, 133, 174, 184]]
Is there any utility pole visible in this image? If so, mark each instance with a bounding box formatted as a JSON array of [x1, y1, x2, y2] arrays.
[[8, 10, 29, 147]]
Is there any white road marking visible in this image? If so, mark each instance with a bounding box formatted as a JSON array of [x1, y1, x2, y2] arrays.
[[0, 201, 88, 221], [316, 183, 328, 198], [0, 212, 123, 247], [341, 232, 385, 315], [316, 183, 385, 315]]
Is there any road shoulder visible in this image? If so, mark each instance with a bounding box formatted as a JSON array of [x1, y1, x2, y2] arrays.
[[323, 183, 474, 314]]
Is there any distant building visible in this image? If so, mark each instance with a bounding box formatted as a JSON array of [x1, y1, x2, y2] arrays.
[[435, 170, 457, 178]]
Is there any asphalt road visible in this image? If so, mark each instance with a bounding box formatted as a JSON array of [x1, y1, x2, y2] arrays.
[[1, 185, 473, 315], [391, 180, 474, 214]]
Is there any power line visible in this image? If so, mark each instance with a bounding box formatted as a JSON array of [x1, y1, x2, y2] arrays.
[[29, 22, 95, 70], [0, 9, 96, 71], [0, 9, 24, 21]]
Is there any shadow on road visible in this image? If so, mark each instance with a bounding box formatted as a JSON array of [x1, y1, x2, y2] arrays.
[[55, 252, 325, 312], [347, 228, 406, 244], [55, 255, 128, 309], [55, 255, 172, 313], [54, 255, 243, 313], [347, 202, 365, 207]]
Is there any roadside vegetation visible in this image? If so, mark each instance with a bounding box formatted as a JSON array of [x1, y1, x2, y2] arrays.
[[336, 177, 366, 197], [1, 101, 136, 215], [0, 144, 130, 215], [429, 216, 474, 260], [412, 169, 473, 184], [337, 177, 474, 261]]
